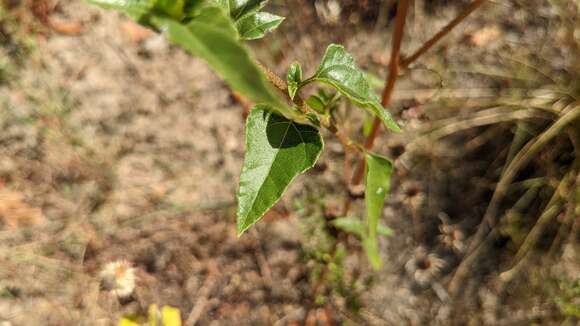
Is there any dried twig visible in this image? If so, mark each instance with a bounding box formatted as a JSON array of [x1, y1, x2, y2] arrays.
[[185, 261, 219, 326], [400, 0, 488, 68], [449, 107, 580, 297]]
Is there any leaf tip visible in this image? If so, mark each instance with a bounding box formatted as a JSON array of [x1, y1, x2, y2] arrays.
[[388, 121, 402, 133], [236, 223, 250, 237], [327, 43, 344, 50]]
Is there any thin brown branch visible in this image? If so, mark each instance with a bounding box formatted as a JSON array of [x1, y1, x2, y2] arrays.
[[400, 0, 488, 68], [231, 91, 252, 119], [342, 0, 488, 216], [341, 0, 411, 216]]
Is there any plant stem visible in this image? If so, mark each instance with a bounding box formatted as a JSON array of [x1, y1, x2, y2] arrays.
[[257, 62, 310, 114], [231, 91, 252, 118], [400, 0, 488, 68], [342, 0, 488, 215], [256, 62, 364, 153], [342, 0, 410, 215], [322, 3, 410, 309]]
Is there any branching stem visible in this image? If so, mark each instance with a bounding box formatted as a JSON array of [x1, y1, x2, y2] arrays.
[[400, 0, 488, 68], [253, 0, 488, 307], [342, 0, 411, 215], [257, 62, 364, 153], [342, 0, 488, 216]]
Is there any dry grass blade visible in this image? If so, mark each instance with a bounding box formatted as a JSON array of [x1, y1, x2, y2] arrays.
[[433, 108, 546, 136], [405, 107, 552, 157], [447, 183, 541, 297], [467, 105, 580, 252], [511, 170, 575, 264], [497, 164, 577, 291], [498, 198, 562, 284], [548, 129, 580, 256], [449, 105, 580, 297]]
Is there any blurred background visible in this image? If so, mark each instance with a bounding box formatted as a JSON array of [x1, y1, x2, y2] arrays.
[[0, 0, 578, 325]]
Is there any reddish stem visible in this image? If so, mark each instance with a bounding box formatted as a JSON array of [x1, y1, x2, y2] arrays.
[[343, 0, 487, 215], [342, 0, 410, 215], [400, 0, 488, 68]]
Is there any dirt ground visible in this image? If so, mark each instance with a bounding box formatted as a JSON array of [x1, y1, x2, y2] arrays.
[[0, 0, 578, 325]]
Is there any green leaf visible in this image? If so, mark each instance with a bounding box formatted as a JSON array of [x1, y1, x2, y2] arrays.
[[217, 1, 284, 41], [365, 71, 385, 89], [332, 217, 393, 238], [333, 217, 365, 237], [149, 7, 300, 118], [214, 0, 230, 12], [306, 95, 326, 113], [362, 112, 374, 137], [183, 0, 205, 17], [152, 0, 184, 19], [87, 0, 152, 20], [237, 106, 323, 235], [308, 44, 400, 132], [236, 12, 283, 40], [224, 0, 267, 20], [286, 62, 302, 100], [305, 112, 320, 127], [378, 224, 394, 236], [88, 2, 301, 121], [364, 153, 393, 270], [305, 89, 340, 114], [183, 4, 238, 37]]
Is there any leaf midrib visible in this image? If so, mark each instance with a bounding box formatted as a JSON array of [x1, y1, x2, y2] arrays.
[[239, 15, 282, 37], [315, 62, 356, 80], [313, 76, 370, 104], [243, 120, 314, 226], [312, 77, 399, 131], [244, 120, 292, 226]]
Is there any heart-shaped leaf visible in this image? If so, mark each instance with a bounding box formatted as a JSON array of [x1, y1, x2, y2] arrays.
[[364, 152, 393, 270], [309, 44, 400, 132], [237, 105, 323, 235]]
